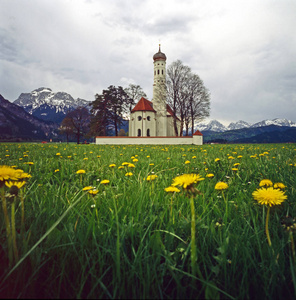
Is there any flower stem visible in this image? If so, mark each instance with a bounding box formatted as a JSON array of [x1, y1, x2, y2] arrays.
[[20, 191, 25, 246], [190, 195, 197, 277], [1, 187, 13, 267], [265, 206, 272, 247], [11, 200, 19, 263], [290, 231, 295, 261], [222, 191, 228, 223]]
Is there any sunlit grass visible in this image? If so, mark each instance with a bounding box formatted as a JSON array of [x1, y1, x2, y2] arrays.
[[0, 142, 295, 298]]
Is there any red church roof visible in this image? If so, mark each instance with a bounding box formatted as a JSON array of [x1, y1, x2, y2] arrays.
[[131, 97, 156, 113], [193, 130, 203, 136], [131, 97, 178, 119]]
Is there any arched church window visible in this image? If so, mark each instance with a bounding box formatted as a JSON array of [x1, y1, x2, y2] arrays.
[[138, 116, 142, 121], [147, 129, 150, 136], [147, 116, 150, 121], [162, 70, 163, 75], [158, 70, 160, 75], [137, 129, 141, 137]]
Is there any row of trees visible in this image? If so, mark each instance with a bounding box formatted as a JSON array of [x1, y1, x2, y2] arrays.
[[58, 84, 146, 143], [59, 60, 210, 143]]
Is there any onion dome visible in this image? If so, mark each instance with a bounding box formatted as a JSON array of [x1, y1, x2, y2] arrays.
[[153, 44, 166, 61]]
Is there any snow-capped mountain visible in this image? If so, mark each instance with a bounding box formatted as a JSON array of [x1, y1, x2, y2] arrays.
[[197, 118, 296, 132], [14, 87, 90, 123], [228, 120, 251, 130], [196, 120, 227, 132], [251, 118, 296, 128]]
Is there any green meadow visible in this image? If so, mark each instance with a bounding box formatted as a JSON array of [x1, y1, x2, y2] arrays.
[[0, 142, 295, 299]]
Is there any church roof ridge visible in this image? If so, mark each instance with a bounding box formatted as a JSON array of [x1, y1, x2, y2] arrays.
[[131, 97, 156, 113]]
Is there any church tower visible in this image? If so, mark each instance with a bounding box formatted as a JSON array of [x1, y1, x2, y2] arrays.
[[152, 45, 167, 136], [129, 45, 179, 137]]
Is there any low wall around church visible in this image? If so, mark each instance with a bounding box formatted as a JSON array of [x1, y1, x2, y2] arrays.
[[95, 135, 203, 145]]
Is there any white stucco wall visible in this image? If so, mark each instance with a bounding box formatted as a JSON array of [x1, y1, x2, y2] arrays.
[[129, 111, 156, 137], [96, 135, 203, 145]]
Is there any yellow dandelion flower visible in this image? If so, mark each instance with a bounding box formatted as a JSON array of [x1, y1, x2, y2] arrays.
[[132, 158, 138, 162], [83, 186, 94, 191], [215, 182, 229, 190], [164, 186, 181, 193], [54, 169, 59, 173], [185, 160, 190, 164], [146, 175, 158, 181], [109, 164, 116, 168], [118, 166, 124, 169], [252, 187, 287, 207], [18, 172, 31, 180], [206, 173, 214, 178], [125, 172, 133, 177], [5, 181, 26, 189], [88, 189, 99, 195], [172, 174, 204, 189], [100, 180, 110, 185], [215, 158, 220, 162], [0, 166, 25, 181], [76, 169, 86, 174], [274, 182, 286, 189], [259, 179, 273, 187], [128, 163, 135, 168]]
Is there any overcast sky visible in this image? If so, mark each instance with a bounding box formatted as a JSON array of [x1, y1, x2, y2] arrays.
[[1, 0, 295, 125]]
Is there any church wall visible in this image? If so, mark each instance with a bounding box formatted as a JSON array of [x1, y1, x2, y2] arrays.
[[129, 111, 156, 137], [96, 135, 203, 145]]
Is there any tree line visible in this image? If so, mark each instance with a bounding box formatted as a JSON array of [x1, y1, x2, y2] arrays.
[[59, 60, 210, 143]]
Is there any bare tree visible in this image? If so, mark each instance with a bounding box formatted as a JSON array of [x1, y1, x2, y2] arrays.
[[124, 84, 147, 112], [59, 117, 73, 143], [166, 60, 210, 136], [62, 107, 90, 144], [184, 74, 210, 135], [166, 60, 191, 136]]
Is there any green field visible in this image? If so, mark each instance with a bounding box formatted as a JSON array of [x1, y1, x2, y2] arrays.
[[0, 143, 296, 299]]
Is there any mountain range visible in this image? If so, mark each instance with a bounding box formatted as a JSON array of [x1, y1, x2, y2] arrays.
[[14, 87, 90, 123], [195, 119, 296, 143], [196, 118, 296, 132], [0, 94, 58, 141], [1, 87, 296, 143]]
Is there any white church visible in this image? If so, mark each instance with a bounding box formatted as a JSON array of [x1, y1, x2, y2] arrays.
[[129, 45, 180, 137], [96, 46, 203, 145]]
